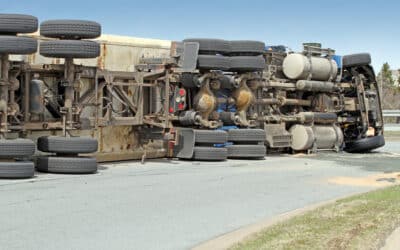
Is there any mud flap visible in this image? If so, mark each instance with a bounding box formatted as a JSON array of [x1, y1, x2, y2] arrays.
[[173, 128, 195, 159]]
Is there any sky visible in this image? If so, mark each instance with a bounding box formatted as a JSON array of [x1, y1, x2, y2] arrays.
[[3, 0, 399, 71]]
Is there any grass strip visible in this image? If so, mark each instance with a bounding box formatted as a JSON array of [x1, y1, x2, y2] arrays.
[[231, 185, 400, 250]]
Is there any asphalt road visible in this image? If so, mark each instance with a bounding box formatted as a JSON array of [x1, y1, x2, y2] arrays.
[[1, 141, 399, 250]]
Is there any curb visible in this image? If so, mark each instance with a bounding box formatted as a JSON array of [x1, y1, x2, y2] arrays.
[[192, 190, 380, 250]]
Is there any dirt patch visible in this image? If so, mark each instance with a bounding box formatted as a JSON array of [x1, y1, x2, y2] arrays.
[[328, 173, 400, 187]]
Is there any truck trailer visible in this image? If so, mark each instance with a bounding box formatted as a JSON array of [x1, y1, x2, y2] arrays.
[[0, 14, 385, 178]]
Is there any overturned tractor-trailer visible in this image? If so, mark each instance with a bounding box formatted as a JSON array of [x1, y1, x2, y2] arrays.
[[0, 14, 385, 178]]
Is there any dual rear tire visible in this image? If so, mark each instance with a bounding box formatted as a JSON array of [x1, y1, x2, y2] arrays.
[[227, 129, 266, 159], [184, 38, 266, 72], [0, 139, 36, 179], [40, 40, 100, 59], [192, 147, 228, 161], [37, 136, 98, 174], [36, 156, 97, 174], [177, 129, 266, 161], [0, 136, 99, 177], [189, 130, 228, 161], [37, 20, 101, 173], [0, 161, 35, 179], [40, 20, 101, 39], [39, 20, 101, 59], [0, 14, 38, 55], [0, 15, 38, 179]]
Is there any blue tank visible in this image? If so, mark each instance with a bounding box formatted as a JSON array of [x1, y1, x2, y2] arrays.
[[332, 55, 342, 68]]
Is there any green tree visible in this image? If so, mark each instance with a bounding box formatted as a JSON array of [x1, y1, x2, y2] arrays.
[[397, 69, 400, 87], [378, 62, 395, 87]]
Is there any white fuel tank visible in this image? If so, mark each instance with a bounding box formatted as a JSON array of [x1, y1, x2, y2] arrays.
[[290, 124, 344, 151], [283, 53, 338, 81], [313, 125, 344, 150], [289, 125, 315, 151]]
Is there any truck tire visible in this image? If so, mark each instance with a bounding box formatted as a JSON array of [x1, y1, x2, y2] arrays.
[[39, 40, 100, 58], [344, 135, 385, 153], [230, 40, 265, 55], [0, 36, 37, 55], [37, 136, 98, 154], [0, 139, 35, 158], [197, 55, 230, 71], [183, 38, 230, 54], [194, 130, 228, 144], [0, 14, 38, 34], [228, 129, 266, 143], [342, 53, 371, 68], [192, 147, 227, 161], [40, 20, 101, 39], [36, 156, 97, 174], [0, 161, 35, 179], [227, 144, 266, 159], [230, 56, 266, 72]]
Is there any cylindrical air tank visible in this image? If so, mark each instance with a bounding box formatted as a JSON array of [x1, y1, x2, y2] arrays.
[[313, 125, 344, 150], [289, 125, 315, 151], [29, 79, 44, 115], [289, 124, 344, 151], [283, 53, 338, 81]]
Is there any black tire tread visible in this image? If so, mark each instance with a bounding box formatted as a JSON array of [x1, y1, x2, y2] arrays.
[[39, 40, 100, 58], [228, 129, 266, 142], [230, 56, 266, 72], [36, 156, 97, 174], [192, 147, 227, 161], [197, 55, 230, 71], [342, 53, 371, 68], [37, 136, 98, 154], [227, 144, 266, 159], [0, 161, 35, 179], [194, 130, 228, 144], [183, 38, 230, 54], [40, 20, 101, 39], [0, 36, 37, 55], [0, 139, 35, 158], [0, 14, 38, 34], [230, 40, 265, 55], [344, 135, 385, 153]]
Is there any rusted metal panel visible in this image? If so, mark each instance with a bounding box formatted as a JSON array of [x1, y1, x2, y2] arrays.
[[26, 125, 167, 162], [13, 33, 172, 162], [11, 33, 171, 71]]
